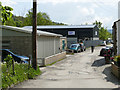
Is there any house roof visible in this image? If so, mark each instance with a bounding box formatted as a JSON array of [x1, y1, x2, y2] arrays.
[[1, 25, 62, 37], [23, 25, 96, 29]]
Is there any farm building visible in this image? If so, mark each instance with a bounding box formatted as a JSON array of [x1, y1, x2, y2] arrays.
[[112, 20, 120, 55], [1, 25, 66, 66], [23, 25, 99, 47]]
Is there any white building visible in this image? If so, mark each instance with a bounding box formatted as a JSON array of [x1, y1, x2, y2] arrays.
[[1, 25, 66, 66], [112, 2, 120, 55], [112, 20, 120, 55]]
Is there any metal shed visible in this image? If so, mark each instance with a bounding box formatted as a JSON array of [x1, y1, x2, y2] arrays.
[[1, 25, 66, 66], [112, 20, 120, 55]]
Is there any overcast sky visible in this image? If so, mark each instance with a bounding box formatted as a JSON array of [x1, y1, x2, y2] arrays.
[[1, 0, 120, 29]]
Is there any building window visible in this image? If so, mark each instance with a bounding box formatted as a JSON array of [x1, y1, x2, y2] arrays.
[[95, 31, 98, 35]]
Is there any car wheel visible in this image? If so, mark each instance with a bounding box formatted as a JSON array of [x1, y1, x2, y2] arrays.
[[76, 50, 78, 53], [81, 49, 83, 52], [84, 48, 86, 51]]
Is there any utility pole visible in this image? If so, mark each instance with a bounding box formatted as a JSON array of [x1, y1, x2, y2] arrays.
[[32, 0, 37, 70]]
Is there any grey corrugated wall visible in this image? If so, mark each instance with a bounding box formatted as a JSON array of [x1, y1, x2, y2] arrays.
[[84, 40, 103, 48], [37, 36, 60, 59]]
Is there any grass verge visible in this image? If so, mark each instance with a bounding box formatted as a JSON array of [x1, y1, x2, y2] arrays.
[[45, 58, 66, 66], [2, 63, 42, 89], [66, 53, 74, 55]]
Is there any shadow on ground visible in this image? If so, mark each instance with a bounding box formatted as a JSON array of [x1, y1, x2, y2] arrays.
[[92, 58, 106, 67], [112, 88, 120, 90], [102, 66, 120, 85], [92, 57, 120, 86]]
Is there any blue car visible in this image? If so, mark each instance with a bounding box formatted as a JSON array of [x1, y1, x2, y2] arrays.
[[69, 44, 81, 53], [0, 49, 29, 63]]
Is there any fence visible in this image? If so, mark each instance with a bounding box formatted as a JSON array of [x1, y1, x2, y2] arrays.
[[84, 40, 103, 48]]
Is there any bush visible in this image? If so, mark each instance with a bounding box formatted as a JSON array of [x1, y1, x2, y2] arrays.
[[113, 55, 120, 67], [27, 66, 40, 79], [2, 63, 41, 89]]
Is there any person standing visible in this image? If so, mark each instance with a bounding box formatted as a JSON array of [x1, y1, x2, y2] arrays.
[[91, 45, 94, 53]]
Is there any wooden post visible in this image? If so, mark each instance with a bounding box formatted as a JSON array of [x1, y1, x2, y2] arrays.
[[12, 59, 15, 75], [28, 57, 30, 69], [32, 0, 37, 70], [113, 22, 117, 56]]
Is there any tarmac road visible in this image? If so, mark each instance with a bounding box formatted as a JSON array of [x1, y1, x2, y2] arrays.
[[15, 46, 119, 88]]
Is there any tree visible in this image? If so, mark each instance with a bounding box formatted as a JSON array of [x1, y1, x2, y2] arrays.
[[85, 22, 88, 25], [0, 2, 13, 25], [23, 9, 53, 26], [23, 9, 33, 26], [4, 8, 65, 27], [99, 27, 109, 40], [5, 15, 25, 27], [5, 17, 16, 26], [23, 8, 65, 26], [93, 20, 112, 40], [93, 20, 102, 29]]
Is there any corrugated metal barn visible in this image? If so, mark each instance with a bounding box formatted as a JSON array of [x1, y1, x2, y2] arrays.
[[1, 25, 66, 66], [24, 25, 99, 40], [23, 25, 99, 47]]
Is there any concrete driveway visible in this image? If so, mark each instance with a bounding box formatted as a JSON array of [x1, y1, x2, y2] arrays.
[[15, 46, 119, 88]]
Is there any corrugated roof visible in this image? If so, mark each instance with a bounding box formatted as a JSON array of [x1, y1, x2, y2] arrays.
[[1, 25, 62, 37], [23, 25, 96, 29]]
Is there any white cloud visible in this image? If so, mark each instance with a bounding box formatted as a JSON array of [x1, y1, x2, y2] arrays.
[[0, 0, 117, 28], [1, 0, 119, 6], [5, 0, 115, 5], [82, 8, 94, 15], [37, 0, 120, 5], [1, 0, 119, 5], [91, 3, 99, 8], [93, 16, 114, 27], [77, 5, 95, 16], [63, 4, 114, 28], [0, 0, 17, 6], [37, 0, 119, 3]]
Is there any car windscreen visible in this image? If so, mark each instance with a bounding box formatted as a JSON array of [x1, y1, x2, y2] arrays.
[[71, 45, 77, 48], [106, 46, 112, 48]]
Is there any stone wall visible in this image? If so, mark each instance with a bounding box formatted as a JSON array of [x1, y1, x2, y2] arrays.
[[44, 51, 66, 66], [2, 36, 32, 57], [111, 62, 120, 79]]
